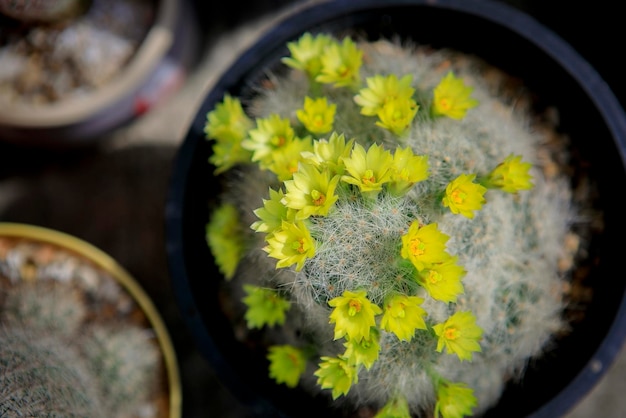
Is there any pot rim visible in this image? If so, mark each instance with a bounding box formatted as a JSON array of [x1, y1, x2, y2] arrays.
[[0, 222, 183, 418], [0, 0, 178, 128], [166, 0, 626, 416]]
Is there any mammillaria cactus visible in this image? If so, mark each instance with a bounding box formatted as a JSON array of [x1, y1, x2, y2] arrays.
[[0, 306, 160, 417], [0, 326, 105, 418], [203, 32, 584, 417], [0, 233, 167, 418], [81, 323, 161, 415], [1, 280, 87, 337]]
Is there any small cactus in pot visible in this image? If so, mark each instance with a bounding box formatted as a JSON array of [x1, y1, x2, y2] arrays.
[[0, 227, 178, 418], [0, 280, 161, 417], [203, 32, 585, 417], [0, 326, 105, 417]]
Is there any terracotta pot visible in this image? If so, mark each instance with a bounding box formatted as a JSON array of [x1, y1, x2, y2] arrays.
[[165, 0, 626, 416]]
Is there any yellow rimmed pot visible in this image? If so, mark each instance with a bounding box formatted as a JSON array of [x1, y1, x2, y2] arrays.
[[0, 222, 181, 418]]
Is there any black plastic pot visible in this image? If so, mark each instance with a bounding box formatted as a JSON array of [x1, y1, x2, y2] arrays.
[[165, 1, 626, 416]]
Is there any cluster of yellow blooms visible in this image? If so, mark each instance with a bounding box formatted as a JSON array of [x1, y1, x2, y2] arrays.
[[205, 32, 534, 418]]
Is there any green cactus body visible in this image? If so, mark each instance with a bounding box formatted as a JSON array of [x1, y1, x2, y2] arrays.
[[0, 327, 105, 418], [0, 241, 163, 417], [1, 280, 87, 337], [81, 324, 160, 415], [206, 36, 580, 416]]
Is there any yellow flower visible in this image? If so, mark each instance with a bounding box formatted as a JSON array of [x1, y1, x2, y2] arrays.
[[266, 137, 314, 182], [208, 139, 253, 175], [204, 94, 253, 143], [354, 74, 415, 116], [316, 36, 363, 89], [431, 72, 479, 120], [301, 132, 355, 176], [206, 204, 245, 280], [376, 96, 419, 136], [264, 220, 316, 271], [282, 163, 340, 220], [433, 311, 483, 361], [281, 32, 335, 80], [484, 154, 534, 193], [341, 143, 394, 195], [434, 381, 477, 418], [242, 114, 295, 168], [400, 222, 450, 271], [380, 294, 427, 342], [417, 256, 466, 303], [204, 94, 254, 173], [442, 174, 487, 219], [251, 188, 292, 235], [343, 328, 380, 370], [242, 285, 291, 329], [267, 345, 307, 388], [314, 356, 358, 400], [297, 96, 336, 134], [388, 146, 429, 196], [328, 290, 382, 342], [374, 395, 411, 418]]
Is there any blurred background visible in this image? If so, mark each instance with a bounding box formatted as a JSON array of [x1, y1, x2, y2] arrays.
[[0, 0, 623, 417]]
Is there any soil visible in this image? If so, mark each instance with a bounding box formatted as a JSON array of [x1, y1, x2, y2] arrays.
[[0, 232, 171, 418], [0, 0, 155, 106]]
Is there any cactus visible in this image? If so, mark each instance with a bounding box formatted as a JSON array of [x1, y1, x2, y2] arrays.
[[204, 34, 583, 417], [0, 326, 105, 418], [80, 323, 161, 415], [0, 250, 162, 417], [1, 280, 87, 337]]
